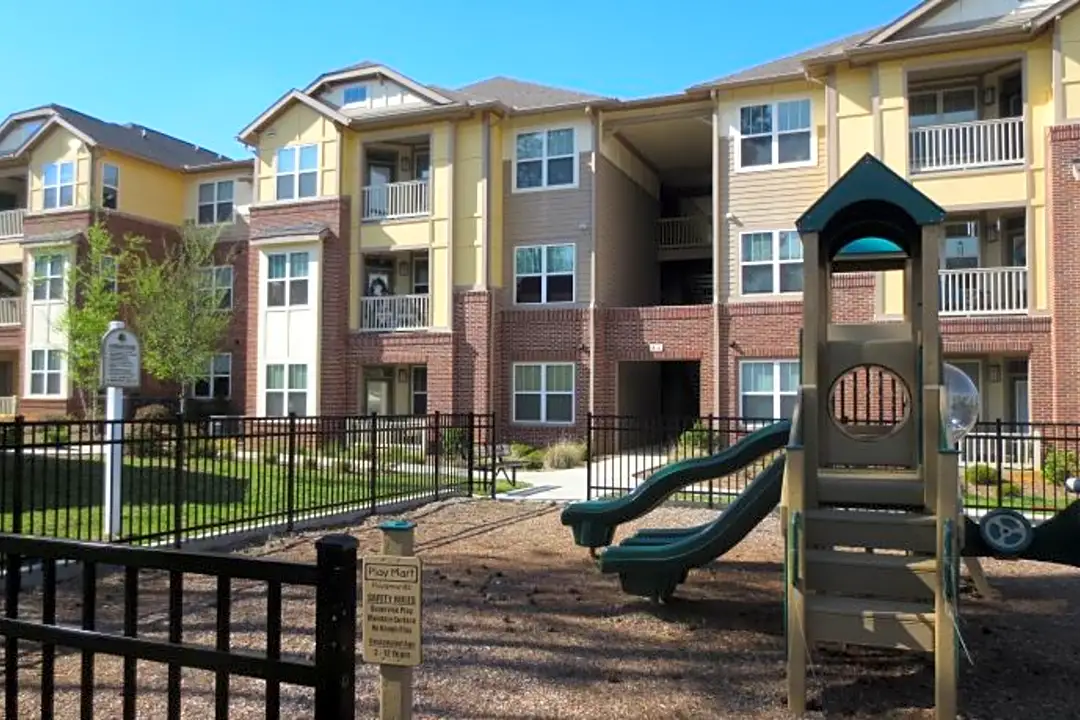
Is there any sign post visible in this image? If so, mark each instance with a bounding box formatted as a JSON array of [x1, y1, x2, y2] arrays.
[[100, 321, 141, 539], [362, 519, 422, 720]]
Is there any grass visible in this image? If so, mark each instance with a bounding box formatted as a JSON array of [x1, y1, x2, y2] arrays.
[[0, 450, 512, 543]]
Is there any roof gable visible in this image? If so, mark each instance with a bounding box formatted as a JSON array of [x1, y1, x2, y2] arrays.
[[0, 110, 52, 158], [304, 63, 452, 106], [237, 90, 351, 145], [865, 0, 1056, 45]]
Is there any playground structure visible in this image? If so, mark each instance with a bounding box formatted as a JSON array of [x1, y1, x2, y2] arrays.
[[561, 154, 1080, 718]]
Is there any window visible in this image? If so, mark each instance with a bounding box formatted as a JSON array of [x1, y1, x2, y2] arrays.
[[42, 161, 75, 209], [29, 349, 63, 396], [201, 265, 234, 309], [942, 221, 980, 270], [740, 361, 799, 421], [908, 88, 977, 128], [266, 252, 308, 307], [411, 366, 427, 415], [740, 231, 803, 295], [198, 180, 234, 224], [265, 363, 308, 416], [343, 85, 368, 105], [513, 363, 574, 424], [738, 99, 812, 169], [194, 353, 232, 399], [102, 163, 119, 209], [32, 254, 65, 301], [275, 145, 318, 201], [412, 257, 429, 294], [514, 244, 575, 304], [514, 128, 575, 190]]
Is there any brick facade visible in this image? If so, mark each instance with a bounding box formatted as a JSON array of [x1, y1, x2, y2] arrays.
[[1049, 124, 1080, 422]]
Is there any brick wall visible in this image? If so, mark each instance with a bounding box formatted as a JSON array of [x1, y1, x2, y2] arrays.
[[452, 290, 493, 414], [1049, 124, 1080, 422], [350, 332, 455, 413]]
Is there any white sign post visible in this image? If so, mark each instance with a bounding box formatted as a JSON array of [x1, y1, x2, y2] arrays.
[[100, 321, 141, 539]]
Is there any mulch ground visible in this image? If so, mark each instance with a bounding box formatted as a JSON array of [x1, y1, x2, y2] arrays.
[[3, 498, 1080, 719]]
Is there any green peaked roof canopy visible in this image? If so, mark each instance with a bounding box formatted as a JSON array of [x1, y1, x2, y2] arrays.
[[796, 153, 946, 259]]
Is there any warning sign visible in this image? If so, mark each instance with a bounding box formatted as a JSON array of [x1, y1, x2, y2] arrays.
[[361, 555, 423, 667]]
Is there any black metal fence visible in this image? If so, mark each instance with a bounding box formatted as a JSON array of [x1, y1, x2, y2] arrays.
[[585, 414, 1080, 515], [0, 412, 497, 547], [0, 531, 357, 719]]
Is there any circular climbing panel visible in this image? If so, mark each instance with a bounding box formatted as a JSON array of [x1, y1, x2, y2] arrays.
[[979, 509, 1034, 557], [828, 364, 912, 441]]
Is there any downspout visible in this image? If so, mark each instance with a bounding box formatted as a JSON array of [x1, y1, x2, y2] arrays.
[[587, 105, 599, 421], [480, 112, 494, 415], [710, 89, 721, 417]]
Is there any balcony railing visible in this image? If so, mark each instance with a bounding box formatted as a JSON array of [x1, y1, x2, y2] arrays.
[[939, 266, 1027, 316], [910, 117, 1024, 173], [362, 181, 430, 221], [0, 396, 15, 416], [656, 217, 711, 249], [0, 209, 25, 239], [0, 297, 21, 326], [360, 294, 430, 332]]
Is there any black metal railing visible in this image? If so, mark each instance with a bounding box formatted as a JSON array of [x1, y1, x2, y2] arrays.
[[0, 412, 497, 546], [585, 414, 1080, 515], [0, 531, 357, 718]]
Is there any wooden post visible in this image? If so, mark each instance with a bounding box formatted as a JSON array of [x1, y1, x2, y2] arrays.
[[378, 520, 416, 720]]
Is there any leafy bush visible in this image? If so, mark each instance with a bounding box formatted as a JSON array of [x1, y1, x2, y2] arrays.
[[674, 421, 712, 457], [185, 437, 236, 460], [36, 415, 72, 445], [543, 440, 587, 469], [963, 464, 999, 486], [131, 403, 174, 457], [510, 442, 536, 458], [1042, 448, 1079, 485], [999, 481, 1022, 499], [440, 427, 466, 457]]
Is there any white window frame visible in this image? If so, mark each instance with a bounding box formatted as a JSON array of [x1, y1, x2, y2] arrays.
[[31, 253, 66, 302], [512, 127, 577, 192], [908, 86, 978, 128], [942, 220, 981, 270], [102, 163, 119, 210], [342, 84, 368, 106], [197, 180, 235, 225], [736, 99, 815, 171], [265, 251, 309, 308], [738, 360, 800, 425], [264, 362, 309, 417], [512, 362, 576, 425], [738, 230, 803, 297], [42, 161, 75, 210], [410, 366, 427, 416], [513, 243, 576, 305], [274, 144, 319, 201], [201, 264, 234, 309], [28, 348, 64, 398], [193, 353, 232, 400]]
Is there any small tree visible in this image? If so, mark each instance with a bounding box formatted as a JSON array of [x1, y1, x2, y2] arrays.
[[128, 224, 235, 413], [57, 221, 135, 417]]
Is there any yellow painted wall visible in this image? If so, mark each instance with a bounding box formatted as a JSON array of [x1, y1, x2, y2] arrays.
[[99, 150, 185, 226], [0, 244, 21, 265], [255, 103, 340, 202], [452, 118, 484, 290], [27, 127, 92, 212], [489, 118, 505, 289], [1062, 9, 1080, 119], [836, 67, 874, 174]]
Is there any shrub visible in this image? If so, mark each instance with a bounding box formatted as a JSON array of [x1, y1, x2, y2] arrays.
[[131, 403, 175, 458], [999, 481, 1022, 499], [522, 449, 546, 470], [1042, 448, 1079, 485], [963, 464, 999, 486], [185, 437, 236, 460], [440, 427, 465, 457], [675, 421, 712, 457], [543, 440, 587, 470], [36, 415, 71, 445], [510, 442, 536, 458]]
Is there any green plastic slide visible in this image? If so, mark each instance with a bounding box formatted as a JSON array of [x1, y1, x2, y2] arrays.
[[598, 457, 786, 601], [560, 420, 791, 548]]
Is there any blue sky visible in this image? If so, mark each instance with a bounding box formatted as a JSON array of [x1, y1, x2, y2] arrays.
[[5, 0, 915, 159]]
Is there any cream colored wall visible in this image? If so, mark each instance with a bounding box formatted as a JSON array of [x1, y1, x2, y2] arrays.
[[255, 103, 340, 203], [453, 117, 484, 290], [598, 133, 660, 199], [27, 128, 92, 212], [0, 243, 21, 264], [99, 150, 185, 226], [1061, 10, 1080, 117], [717, 80, 828, 301], [836, 67, 875, 174], [489, 118, 505, 289]]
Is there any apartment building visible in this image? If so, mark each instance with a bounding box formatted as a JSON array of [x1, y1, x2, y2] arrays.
[[0, 104, 254, 418]]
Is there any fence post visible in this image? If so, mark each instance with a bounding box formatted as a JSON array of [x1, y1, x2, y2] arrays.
[[172, 413, 184, 548], [489, 414, 497, 499], [466, 412, 475, 497], [10, 415, 25, 534], [368, 413, 378, 513], [995, 418, 1004, 508], [433, 412, 441, 501], [286, 413, 297, 532], [314, 534, 358, 720], [707, 414, 716, 509], [586, 413, 592, 501]]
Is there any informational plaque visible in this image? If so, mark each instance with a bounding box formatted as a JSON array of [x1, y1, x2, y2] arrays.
[[361, 555, 423, 667], [100, 327, 142, 389]]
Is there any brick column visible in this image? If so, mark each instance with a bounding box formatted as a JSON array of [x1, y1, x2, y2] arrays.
[[1049, 124, 1080, 422]]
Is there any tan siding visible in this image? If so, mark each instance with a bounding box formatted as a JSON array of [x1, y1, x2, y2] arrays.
[[594, 155, 659, 307], [721, 134, 828, 301], [502, 154, 592, 307]]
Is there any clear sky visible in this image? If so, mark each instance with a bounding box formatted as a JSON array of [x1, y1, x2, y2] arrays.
[[4, 0, 915, 159]]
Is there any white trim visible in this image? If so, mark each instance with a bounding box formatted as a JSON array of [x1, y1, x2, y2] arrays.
[[249, 232, 325, 248], [265, 249, 311, 309], [734, 98, 816, 173], [511, 362, 576, 425], [263, 361, 310, 417], [738, 359, 799, 420], [193, 352, 233, 400], [197, 179, 235, 225], [908, 85, 978, 127], [737, 230, 804, 298], [513, 242, 576, 305], [41, 160, 76, 210], [25, 348, 65, 399], [342, 84, 369, 107], [274, 144, 319, 201], [237, 90, 350, 145], [30, 251, 66, 302], [511, 127, 578, 192], [101, 162, 119, 210], [303, 65, 453, 105]]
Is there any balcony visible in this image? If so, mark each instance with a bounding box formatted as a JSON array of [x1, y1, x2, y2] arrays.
[[0, 297, 21, 326], [362, 180, 430, 221], [910, 118, 1024, 174], [656, 217, 711, 250], [0, 209, 25, 239], [360, 294, 430, 332], [939, 266, 1027, 316], [0, 396, 14, 416]]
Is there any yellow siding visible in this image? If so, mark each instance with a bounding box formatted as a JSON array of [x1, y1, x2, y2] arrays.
[[0, 244, 21, 264], [835, 67, 874, 174], [255, 103, 340, 202], [489, 119, 504, 288], [342, 131, 361, 329], [912, 168, 1028, 207], [27, 127, 92, 212], [99, 151, 185, 226], [1063, 9, 1080, 119], [453, 118, 483, 289]]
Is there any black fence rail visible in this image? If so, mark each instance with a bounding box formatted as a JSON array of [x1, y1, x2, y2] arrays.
[[0, 412, 498, 547], [0, 531, 357, 719], [585, 414, 1080, 515]]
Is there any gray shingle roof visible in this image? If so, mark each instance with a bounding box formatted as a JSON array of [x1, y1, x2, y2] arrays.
[[454, 76, 610, 110], [251, 221, 329, 241]]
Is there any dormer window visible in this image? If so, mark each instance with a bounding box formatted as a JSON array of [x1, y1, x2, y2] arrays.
[[343, 85, 368, 106]]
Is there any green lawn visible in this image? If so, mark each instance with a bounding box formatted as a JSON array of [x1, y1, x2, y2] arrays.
[[0, 451, 502, 543]]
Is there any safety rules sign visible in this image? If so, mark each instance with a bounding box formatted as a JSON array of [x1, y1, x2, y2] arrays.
[[361, 554, 423, 666]]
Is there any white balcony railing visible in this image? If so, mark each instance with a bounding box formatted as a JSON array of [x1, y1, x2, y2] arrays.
[[656, 217, 711, 249], [0, 209, 25, 239], [360, 294, 430, 332], [960, 429, 1042, 470], [910, 117, 1024, 173], [0, 297, 21, 326], [362, 181, 430, 221], [0, 396, 15, 416], [939, 266, 1028, 316]]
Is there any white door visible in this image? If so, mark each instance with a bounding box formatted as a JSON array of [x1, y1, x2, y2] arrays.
[[366, 379, 391, 416], [366, 164, 394, 217]]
